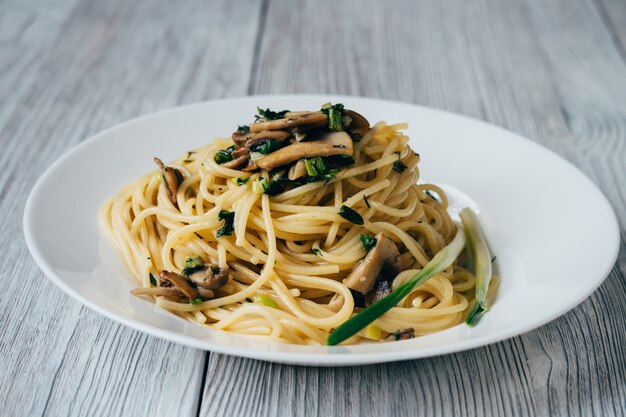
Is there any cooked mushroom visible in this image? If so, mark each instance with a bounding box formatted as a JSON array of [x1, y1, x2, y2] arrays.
[[222, 154, 249, 170], [131, 287, 214, 299], [231, 146, 247, 158], [244, 130, 291, 153], [250, 111, 328, 133], [255, 131, 353, 171], [188, 265, 230, 290], [386, 328, 415, 341], [365, 279, 392, 305], [159, 270, 199, 300], [343, 232, 401, 295], [344, 110, 370, 138], [154, 157, 184, 205], [232, 129, 255, 147], [288, 159, 307, 180]]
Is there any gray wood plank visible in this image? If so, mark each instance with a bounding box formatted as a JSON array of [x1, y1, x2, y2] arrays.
[[595, 0, 626, 60], [0, 0, 261, 416], [201, 0, 626, 416]]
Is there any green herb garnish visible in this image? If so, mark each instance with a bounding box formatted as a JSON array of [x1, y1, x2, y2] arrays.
[[253, 139, 283, 155], [256, 294, 278, 308], [338, 205, 364, 225], [359, 234, 377, 252], [256, 107, 289, 121], [149, 273, 157, 286], [189, 297, 203, 305], [237, 125, 250, 134], [183, 151, 196, 163], [460, 208, 493, 327], [312, 248, 323, 257], [214, 145, 236, 164], [326, 154, 355, 168], [304, 157, 338, 182], [182, 256, 205, 276], [216, 210, 235, 237], [236, 177, 249, 186], [321, 103, 345, 131], [425, 190, 440, 202], [393, 160, 407, 173], [326, 228, 466, 345], [258, 177, 284, 196], [363, 196, 371, 208]]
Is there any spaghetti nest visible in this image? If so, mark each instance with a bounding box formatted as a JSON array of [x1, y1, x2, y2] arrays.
[[101, 107, 495, 345]]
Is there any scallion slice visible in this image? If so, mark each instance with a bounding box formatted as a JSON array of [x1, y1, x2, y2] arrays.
[[460, 208, 492, 326], [326, 227, 466, 345]]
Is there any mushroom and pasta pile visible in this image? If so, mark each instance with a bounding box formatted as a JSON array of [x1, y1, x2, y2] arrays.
[[101, 103, 498, 345]]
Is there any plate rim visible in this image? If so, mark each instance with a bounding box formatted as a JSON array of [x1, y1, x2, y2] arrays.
[[23, 94, 621, 365]]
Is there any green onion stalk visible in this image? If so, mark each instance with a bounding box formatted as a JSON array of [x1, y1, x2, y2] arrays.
[[326, 226, 466, 346], [460, 208, 492, 326]]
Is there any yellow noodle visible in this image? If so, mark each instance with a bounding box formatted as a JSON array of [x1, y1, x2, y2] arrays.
[[100, 120, 498, 344]]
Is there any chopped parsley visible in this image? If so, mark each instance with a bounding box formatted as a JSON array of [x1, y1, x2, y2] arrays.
[[304, 157, 337, 182], [182, 256, 205, 276], [312, 248, 323, 257], [252, 139, 283, 155], [393, 160, 407, 173], [326, 154, 355, 169], [338, 205, 364, 225], [235, 177, 249, 186], [256, 107, 289, 122], [149, 273, 157, 286], [359, 234, 377, 252], [214, 145, 236, 164], [237, 125, 250, 134], [321, 103, 345, 131], [216, 210, 235, 237], [363, 196, 371, 208], [189, 297, 204, 305], [258, 177, 284, 196], [425, 190, 440, 202], [183, 151, 196, 163]]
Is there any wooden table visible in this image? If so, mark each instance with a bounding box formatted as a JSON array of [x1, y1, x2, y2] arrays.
[[2, 0, 625, 415]]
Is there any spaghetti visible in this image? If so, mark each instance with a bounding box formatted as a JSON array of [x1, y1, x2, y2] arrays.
[[100, 104, 498, 345]]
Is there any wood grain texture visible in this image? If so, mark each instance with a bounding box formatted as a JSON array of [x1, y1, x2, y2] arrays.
[[0, 0, 260, 416], [0, 0, 624, 416], [202, 0, 626, 416]]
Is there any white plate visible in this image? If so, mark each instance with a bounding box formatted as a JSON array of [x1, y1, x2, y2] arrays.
[[24, 95, 620, 366]]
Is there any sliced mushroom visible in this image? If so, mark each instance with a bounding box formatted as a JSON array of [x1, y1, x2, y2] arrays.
[[159, 271, 199, 300], [365, 279, 392, 305], [255, 131, 353, 171], [386, 328, 415, 341], [343, 232, 401, 295], [232, 129, 255, 147], [288, 159, 307, 180], [244, 130, 291, 153], [231, 146, 247, 158], [188, 265, 230, 290], [250, 111, 328, 133], [222, 154, 249, 170], [344, 110, 370, 138], [131, 287, 214, 299], [154, 157, 185, 205]]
